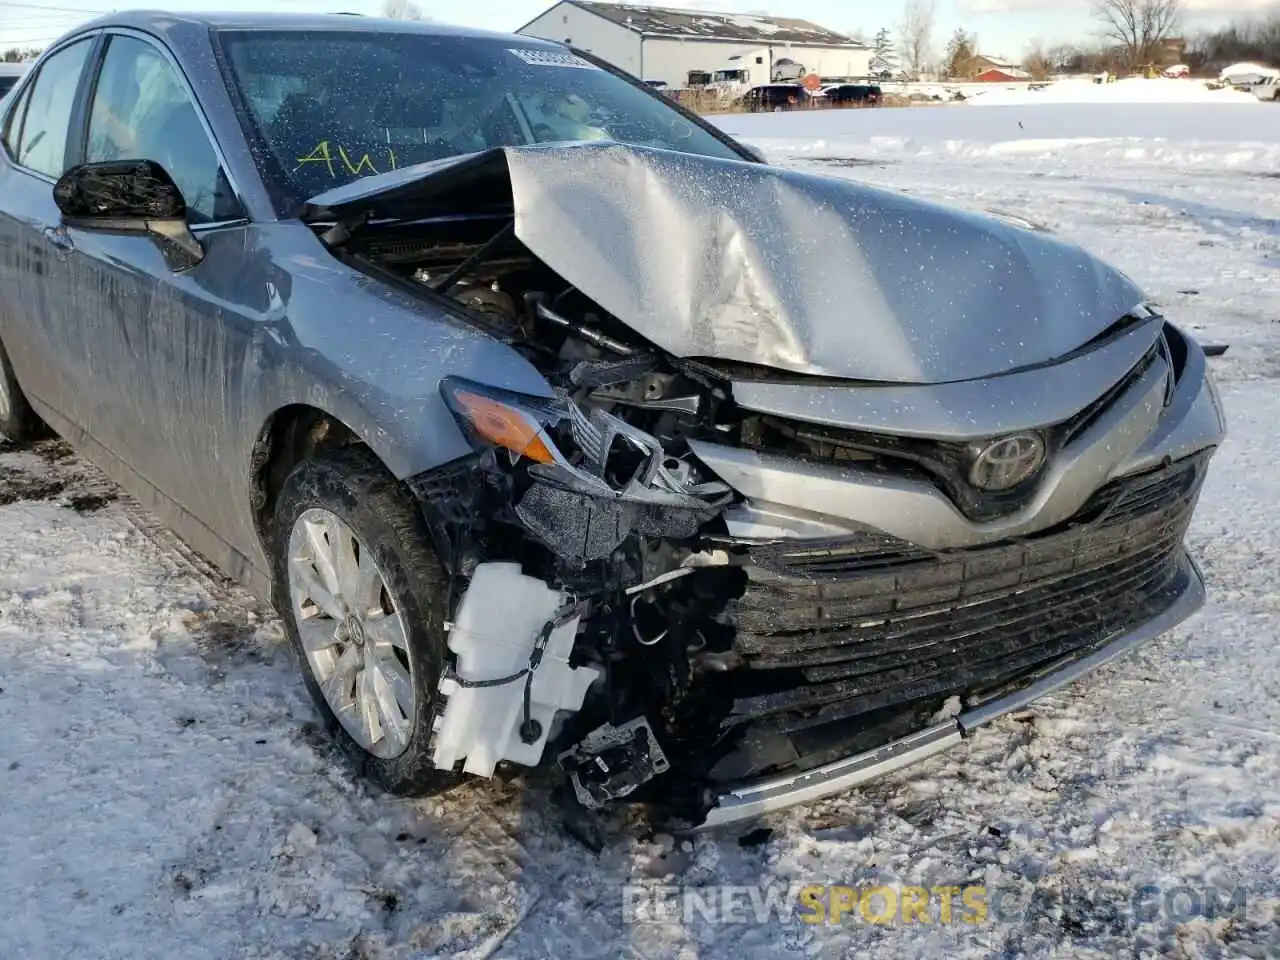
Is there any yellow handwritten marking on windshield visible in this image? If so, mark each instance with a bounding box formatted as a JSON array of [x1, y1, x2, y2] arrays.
[[337, 146, 379, 176], [295, 140, 335, 178], [296, 141, 399, 179]]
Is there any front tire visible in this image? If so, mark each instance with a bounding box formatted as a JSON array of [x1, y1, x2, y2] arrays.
[[271, 446, 460, 795], [0, 338, 48, 443]]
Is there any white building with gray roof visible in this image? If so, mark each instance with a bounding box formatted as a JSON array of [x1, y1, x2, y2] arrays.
[[517, 2, 872, 90]]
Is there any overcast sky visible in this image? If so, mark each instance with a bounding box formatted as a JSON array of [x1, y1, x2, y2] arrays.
[[3, 0, 1277, 64]]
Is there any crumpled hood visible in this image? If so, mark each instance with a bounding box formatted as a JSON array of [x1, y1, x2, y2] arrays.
[[306, 141, 1144, 384]]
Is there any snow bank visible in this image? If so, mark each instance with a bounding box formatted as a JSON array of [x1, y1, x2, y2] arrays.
[[715, 103, 1280, 172], [964, 76, 1261, 106]]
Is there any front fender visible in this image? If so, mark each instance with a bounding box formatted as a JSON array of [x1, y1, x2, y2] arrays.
[[268, 226, 553, 480]]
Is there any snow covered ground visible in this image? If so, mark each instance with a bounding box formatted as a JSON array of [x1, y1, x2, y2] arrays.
[[3, 103, 1279, 959], [962, 76, 1262, 106]]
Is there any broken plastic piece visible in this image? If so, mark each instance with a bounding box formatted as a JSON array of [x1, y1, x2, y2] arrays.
[[433, 562, 602, 777], [558, 717, 671, 809], [567, 403, 731, 505], [568, 354, 658, 388]]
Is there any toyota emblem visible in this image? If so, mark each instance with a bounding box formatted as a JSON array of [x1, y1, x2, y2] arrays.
[[968, 433, 1047, 492]]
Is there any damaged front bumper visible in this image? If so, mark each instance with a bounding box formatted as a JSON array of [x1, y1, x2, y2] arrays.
[[702, 550, 1205, 829], [409, 319, 1225, 830]]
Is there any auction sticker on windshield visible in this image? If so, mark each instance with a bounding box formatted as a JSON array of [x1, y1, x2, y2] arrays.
[[507, 48, 599, 69]]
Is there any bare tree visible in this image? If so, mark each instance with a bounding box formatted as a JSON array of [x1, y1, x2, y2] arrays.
[[1047, 42, 1084, 73], [899, 0, 938, 78], [945, 28, 979, 78], [2, 46, 42, 62], [1093, 0, 1181, 71], [382, 0, 427, 20], [1023, 41, 1053, 79], [1188, 13, 1280, 71]]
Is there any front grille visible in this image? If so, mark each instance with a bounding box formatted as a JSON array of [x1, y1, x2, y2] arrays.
[[720, 452, 1207, 735], [737, 336, 1165, 523]]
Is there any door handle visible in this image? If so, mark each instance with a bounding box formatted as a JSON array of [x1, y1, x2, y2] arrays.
[[42, 225, 75, 253]]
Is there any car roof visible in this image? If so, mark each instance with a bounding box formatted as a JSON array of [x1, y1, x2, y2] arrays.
[[66, 9, 544, 45]]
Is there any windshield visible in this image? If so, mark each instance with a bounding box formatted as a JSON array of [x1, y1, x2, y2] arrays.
[[217, 30, 743, 206]]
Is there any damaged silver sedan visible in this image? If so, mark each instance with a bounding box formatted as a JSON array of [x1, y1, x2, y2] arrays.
[[0, 15, 1224, 830]]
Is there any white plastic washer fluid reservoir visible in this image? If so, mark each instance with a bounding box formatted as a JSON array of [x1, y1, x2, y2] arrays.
[[432, 562, 602, 777]]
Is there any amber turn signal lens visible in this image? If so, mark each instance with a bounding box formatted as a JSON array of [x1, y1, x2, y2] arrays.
[[451, 390, 557, 464]]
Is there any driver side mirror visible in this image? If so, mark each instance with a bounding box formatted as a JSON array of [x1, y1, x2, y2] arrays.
[[53, 159, 204, 270]]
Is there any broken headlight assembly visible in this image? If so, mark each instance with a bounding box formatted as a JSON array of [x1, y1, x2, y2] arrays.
[[441, 377, 570, 470], [441, 376, 733, 566]]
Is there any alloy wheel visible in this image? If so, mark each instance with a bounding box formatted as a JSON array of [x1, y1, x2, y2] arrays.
[[287, 508, 415, 758], [0, 368, 12, 422]]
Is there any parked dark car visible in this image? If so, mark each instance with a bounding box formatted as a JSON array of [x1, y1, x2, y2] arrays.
[[823, 83, 882, 106], [740, 83, 806, 112], [0, 13, 1224, 830]]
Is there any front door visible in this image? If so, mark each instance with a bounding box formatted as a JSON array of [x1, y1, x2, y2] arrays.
[[0, 37, 97, 429], [59, 32, 254, 537]]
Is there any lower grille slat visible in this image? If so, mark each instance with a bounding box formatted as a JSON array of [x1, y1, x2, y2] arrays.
[[728, 562, 1178, 725], [751, 562, 1188, 738], [797, 551, 1173, 679], [738, 530, 1181, 665]]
